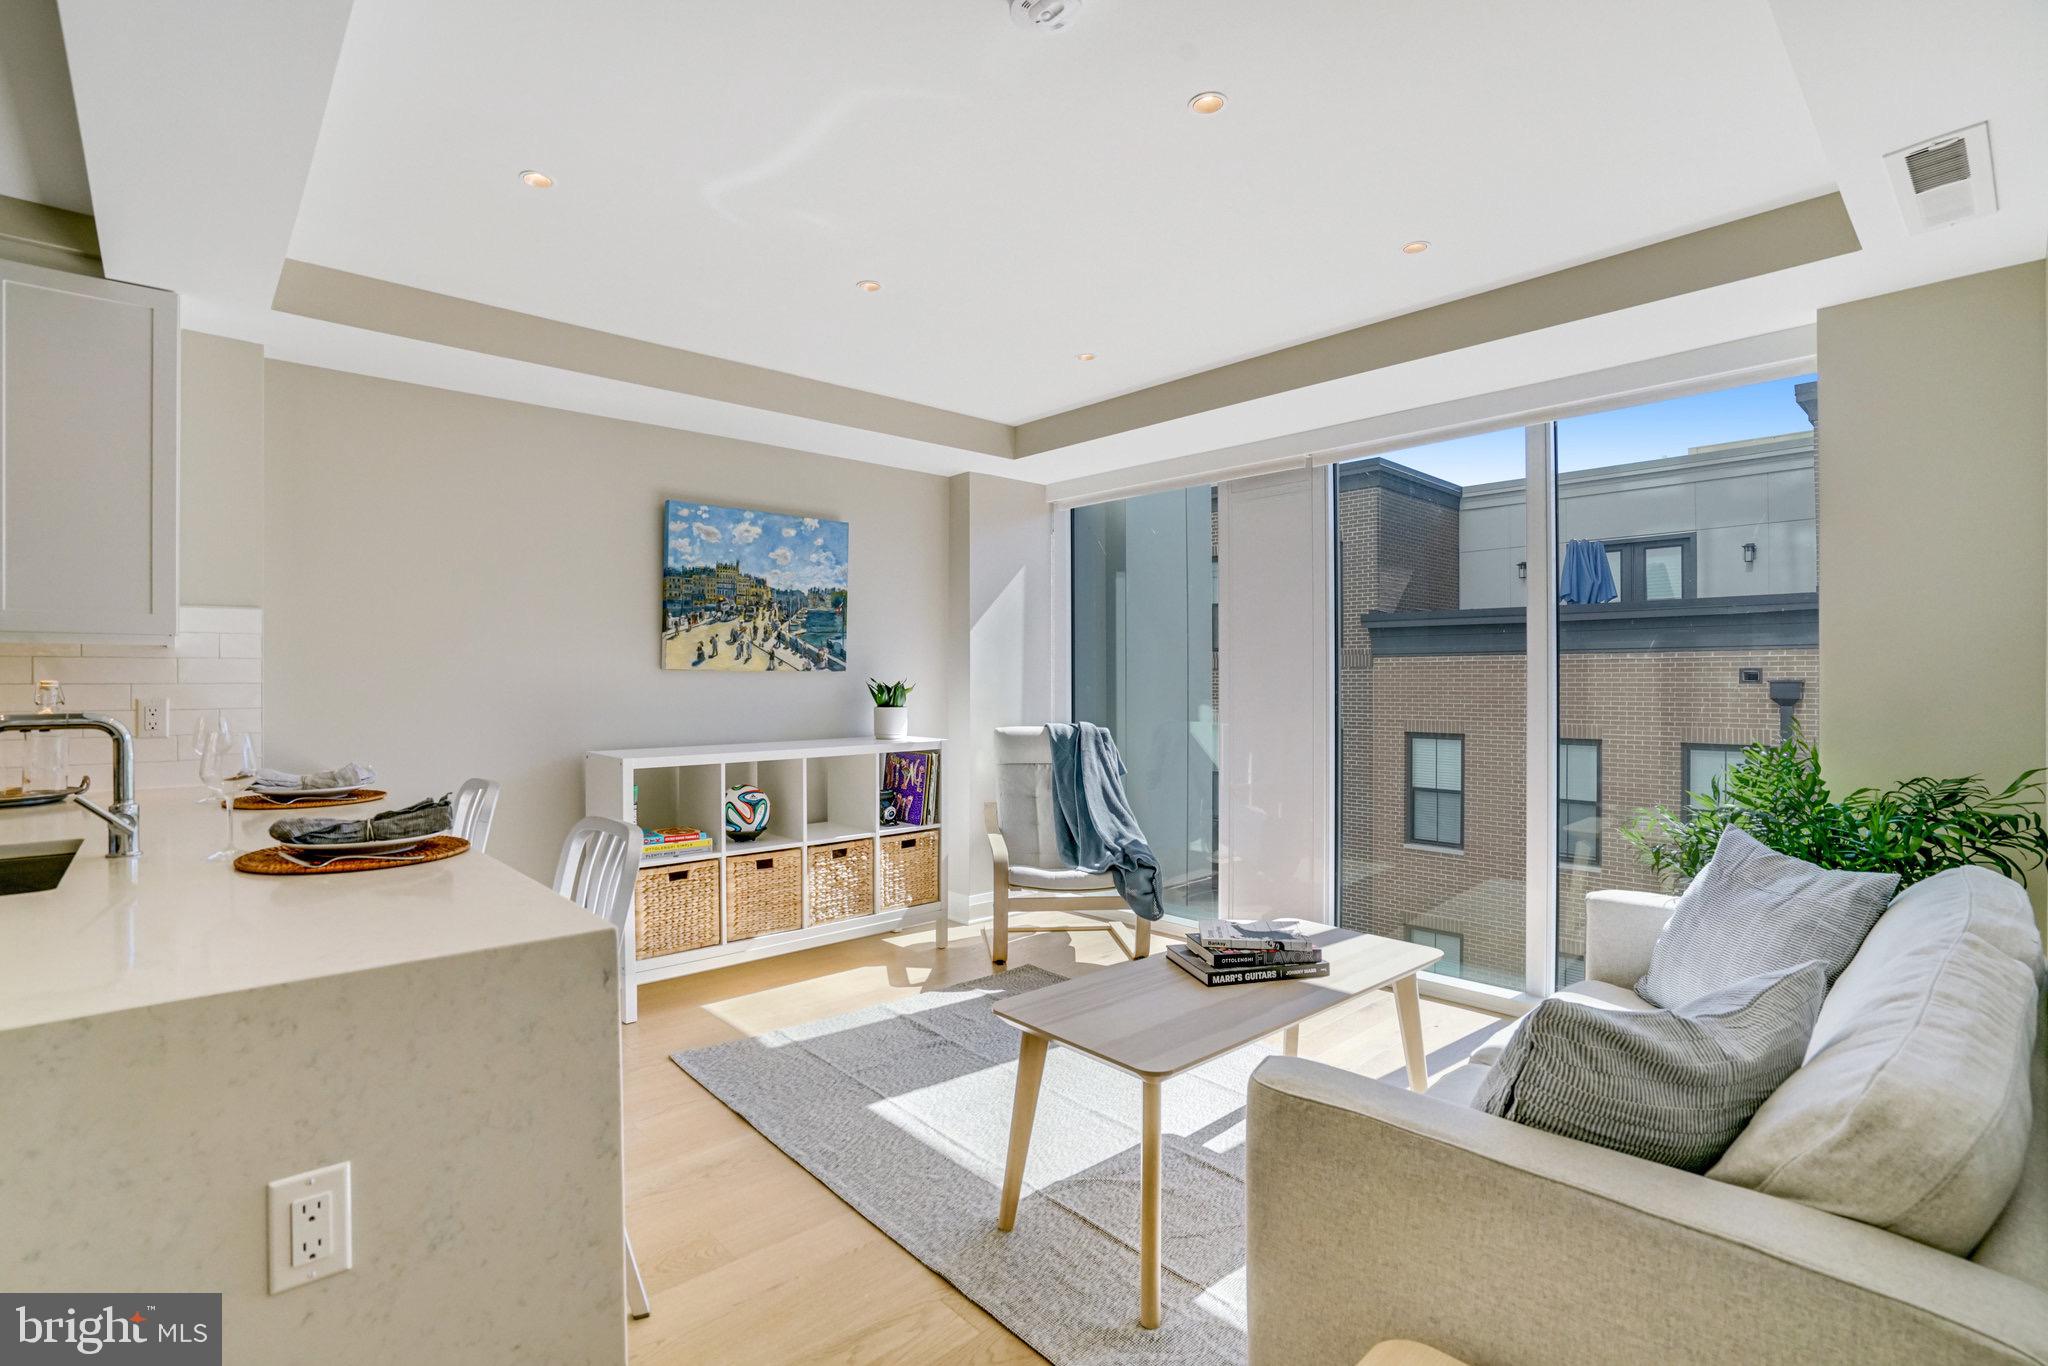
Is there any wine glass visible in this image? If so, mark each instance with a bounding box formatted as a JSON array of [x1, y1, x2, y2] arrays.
[[188, 711, 229, 802], [201, 727, 259, 860]]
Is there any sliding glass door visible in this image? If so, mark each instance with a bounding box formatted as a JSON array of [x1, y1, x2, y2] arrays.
[[1071, 487, 1220, 920], [1333, 431, 1531, 990]]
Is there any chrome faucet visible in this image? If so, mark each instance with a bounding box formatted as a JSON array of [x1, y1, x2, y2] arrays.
[[0, 711, 140, 856]]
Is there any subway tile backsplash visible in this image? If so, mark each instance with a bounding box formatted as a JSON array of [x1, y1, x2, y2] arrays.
[[0, 606, 262, 792]]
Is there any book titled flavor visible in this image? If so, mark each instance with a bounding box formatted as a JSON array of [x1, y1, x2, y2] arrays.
[[1167, 945, 1331, 987]]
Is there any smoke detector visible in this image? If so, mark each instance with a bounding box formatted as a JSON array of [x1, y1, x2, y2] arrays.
[[1884, 123, 1997, 233], [1010, 0, 1083, 33]]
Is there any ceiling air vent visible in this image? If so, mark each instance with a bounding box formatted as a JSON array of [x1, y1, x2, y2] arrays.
[[1884, 122, 1997, 233]]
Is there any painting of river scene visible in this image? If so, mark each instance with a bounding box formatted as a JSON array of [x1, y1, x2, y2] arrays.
[[662, 501, 849, 672]]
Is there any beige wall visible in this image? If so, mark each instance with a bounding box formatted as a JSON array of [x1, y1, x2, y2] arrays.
[[1818, 260, 2048, 913], [180, 331, 266, 607], [262, 362, 954, 882]]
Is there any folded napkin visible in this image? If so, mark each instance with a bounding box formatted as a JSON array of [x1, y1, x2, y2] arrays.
[[269, 795, 451, 846], [253, 762, 378, 790]]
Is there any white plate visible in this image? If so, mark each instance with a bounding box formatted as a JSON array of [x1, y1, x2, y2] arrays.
[[250, 785, 365, 800], [279, 834, 439, 854]]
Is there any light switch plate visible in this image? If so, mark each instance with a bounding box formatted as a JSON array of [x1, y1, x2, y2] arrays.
[[268, 1161, 352, 1293]]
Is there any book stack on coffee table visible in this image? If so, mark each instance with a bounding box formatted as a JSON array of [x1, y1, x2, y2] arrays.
[[1167, 919, 1327, 986]]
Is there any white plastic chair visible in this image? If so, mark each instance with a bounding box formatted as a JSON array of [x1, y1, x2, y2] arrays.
[[551, 815, 652, 1321], [986, 726, 1151, 965], [451, 777, 501, 853]]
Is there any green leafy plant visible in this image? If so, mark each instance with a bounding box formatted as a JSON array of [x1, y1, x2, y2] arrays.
[[1625, 726, 2048, 889], [866, 678, 914, 708]]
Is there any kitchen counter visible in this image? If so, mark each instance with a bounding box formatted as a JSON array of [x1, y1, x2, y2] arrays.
[[0, 788, 608, 1032], [0, 788, 627, 1364]]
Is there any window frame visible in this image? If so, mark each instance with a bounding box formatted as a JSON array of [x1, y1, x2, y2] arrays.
[[1681, 741, 1752, 814], [1602, 534, 1697, 603], [1406, 732, 1466, 850], [1557, 738, 1602, 868]]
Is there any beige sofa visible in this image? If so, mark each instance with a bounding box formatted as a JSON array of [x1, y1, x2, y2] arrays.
[[1246, 869, 2048, 1366]]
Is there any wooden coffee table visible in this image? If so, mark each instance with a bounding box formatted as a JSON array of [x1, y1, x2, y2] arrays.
[[991, 920, 1441, 1329]]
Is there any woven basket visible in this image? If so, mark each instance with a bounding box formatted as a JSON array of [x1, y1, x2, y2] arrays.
[[807, 838, 875, 924], [634, 859, 720, 958], [726, 849, 803, 941], [879, 830, 940, 911]]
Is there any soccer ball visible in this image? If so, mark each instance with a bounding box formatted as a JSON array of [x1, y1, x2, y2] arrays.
[[724, 784, 772, 842]]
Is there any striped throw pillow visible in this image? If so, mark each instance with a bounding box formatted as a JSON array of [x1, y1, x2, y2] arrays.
[[1472, 960, 1828, 1171], [1637, 827, 1897, 1008]]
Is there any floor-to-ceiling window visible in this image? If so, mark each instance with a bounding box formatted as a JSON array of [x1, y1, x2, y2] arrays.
[[1071, 486, 1219, 919], [1332, 371, 1819, 997], [1334, 430, 1531, 990], [1551, 374, 1820, 985]]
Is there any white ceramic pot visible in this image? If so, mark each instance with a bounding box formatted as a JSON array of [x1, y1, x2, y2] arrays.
[[873, 706, 909, 740]]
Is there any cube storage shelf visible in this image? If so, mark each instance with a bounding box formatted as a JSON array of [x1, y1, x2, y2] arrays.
[[584, 736, 948, 1012]]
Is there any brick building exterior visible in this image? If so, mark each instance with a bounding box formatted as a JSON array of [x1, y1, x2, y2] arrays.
[[1335, 439, 1820, 989]]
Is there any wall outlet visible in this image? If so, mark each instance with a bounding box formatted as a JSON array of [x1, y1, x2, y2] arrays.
[[268, 1161, 352, 1293], [134, 697, 170, 738]]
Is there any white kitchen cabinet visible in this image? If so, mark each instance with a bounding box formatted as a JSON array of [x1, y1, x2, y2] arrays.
[[0, 256, 178, 642]]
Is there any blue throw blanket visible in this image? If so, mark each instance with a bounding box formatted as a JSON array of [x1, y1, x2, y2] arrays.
[[1045, 722, 1164, 922]]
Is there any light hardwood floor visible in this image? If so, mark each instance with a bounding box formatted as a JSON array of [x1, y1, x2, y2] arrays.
[[622, 914, 1508, 1365]]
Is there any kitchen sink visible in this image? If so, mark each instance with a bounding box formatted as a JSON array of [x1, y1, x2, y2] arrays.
[[0, 839, 82, 895]]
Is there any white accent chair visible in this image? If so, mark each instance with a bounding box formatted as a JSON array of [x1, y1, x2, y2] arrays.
[[451, 777, 501, 853], [551, 816, 652, 1321], [985, 726, 1151, 965]]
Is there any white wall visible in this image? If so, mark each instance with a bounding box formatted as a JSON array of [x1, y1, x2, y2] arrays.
[[262, 362, 954, 883], [948, 473, 1054, 904], [180, 331, 265, 608]]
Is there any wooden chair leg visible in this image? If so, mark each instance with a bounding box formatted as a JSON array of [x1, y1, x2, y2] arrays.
[[625, 1231, 651, 1319], [1134, 915, 1152, 959], [993, 885, 1009, 965]]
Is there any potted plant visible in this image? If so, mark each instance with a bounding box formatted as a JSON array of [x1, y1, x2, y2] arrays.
[[1626, 727, 2048, 890], [868, 679, 914, 740]]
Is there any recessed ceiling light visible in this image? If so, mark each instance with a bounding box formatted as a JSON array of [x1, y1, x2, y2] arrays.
[[1400, 239, 1430, 255], [855, 279, 882, 293], [1188, 91, 1227, 115], [518, 169, 554, 189], [1075, 352, 1097, 362]]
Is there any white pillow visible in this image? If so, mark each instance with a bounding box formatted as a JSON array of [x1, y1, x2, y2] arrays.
[[1709, 867, 2043, 1254]]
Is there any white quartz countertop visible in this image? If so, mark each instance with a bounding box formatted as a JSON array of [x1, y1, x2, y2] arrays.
[[0, 789, 610, 1033]]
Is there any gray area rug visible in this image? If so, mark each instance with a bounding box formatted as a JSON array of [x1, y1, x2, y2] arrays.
[[672, 965, 1267, 1365]]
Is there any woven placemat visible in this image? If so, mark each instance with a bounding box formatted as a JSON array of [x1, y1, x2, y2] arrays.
[[233, 789, 387, 811], [233, 835, 469, 876]]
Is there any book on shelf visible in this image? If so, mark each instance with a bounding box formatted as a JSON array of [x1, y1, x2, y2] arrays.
[[1188, 918, 1318, 953], [1180, 939, 1323, 969], [882, 749, 939, 826], [1166, 945, 1331, 987], [642, 826, 713, 852]]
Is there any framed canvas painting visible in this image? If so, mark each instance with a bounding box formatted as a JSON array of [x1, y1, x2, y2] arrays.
[[661, 501, 848, 672]]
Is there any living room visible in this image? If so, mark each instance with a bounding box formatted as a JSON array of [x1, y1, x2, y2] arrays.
[[0, 2, 2044, 1363]]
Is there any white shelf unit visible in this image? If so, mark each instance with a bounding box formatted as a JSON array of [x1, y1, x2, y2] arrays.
[[584, 736, 948, 1011]]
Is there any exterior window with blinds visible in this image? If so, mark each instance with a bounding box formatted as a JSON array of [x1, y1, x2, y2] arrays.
[[1684, 743, 1752, 814], [1559, 740, 1601, 867], [1407, 734, 1465, 849]]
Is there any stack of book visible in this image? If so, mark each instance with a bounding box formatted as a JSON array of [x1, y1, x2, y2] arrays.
[[1167, 919, 1327, 986], [642, 825, 713, 856]]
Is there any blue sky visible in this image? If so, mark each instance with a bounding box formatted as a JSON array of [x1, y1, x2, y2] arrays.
[[1359, 373, 1818, 487], [664, 501, 849, 592]]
